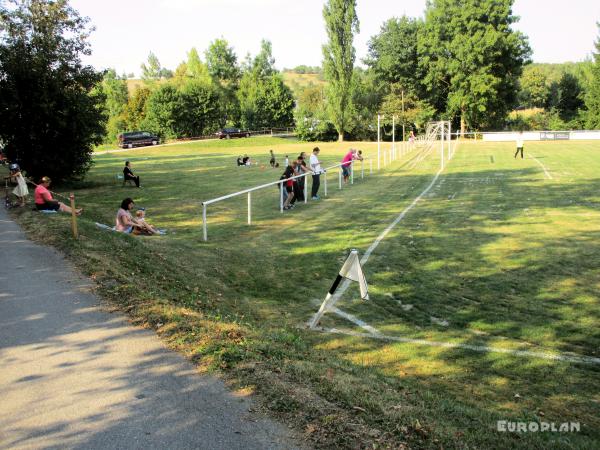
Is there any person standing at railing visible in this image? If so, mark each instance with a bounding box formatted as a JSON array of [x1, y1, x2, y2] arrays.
[[309, 147, 323, 200], [294, 153, 313, 202], [341, 148, 358, 184], [281, 163, 296, 210]]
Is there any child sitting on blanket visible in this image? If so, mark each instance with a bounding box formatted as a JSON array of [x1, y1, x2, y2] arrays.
[[135, 209, 160, 235]]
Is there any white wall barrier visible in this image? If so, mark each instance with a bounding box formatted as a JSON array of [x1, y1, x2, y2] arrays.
[[482, 130, 600, 142]]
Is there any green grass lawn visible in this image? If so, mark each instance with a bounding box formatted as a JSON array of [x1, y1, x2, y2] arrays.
[[10, 137, 600, 449]]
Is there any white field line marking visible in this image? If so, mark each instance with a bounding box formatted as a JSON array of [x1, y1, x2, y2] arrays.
[[308, 147, 451, 328], [315, 327, 600, 366], [529, 155, 552, 179], [328, 306, 381, 335]]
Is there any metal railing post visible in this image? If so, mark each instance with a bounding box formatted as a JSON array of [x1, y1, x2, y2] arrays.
[[361, 159, 364, 179], [324, 171, 328, 196], [304, 174, 308, 203], [247, 191, 252, 225], [202, 203, 207, 241], [338, 169, 342, 189], [350, 161, 354, 185], [377, 114, 381, 170], [280, 181, 284, 212]]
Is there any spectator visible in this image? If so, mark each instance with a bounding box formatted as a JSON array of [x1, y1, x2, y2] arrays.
[[294, 153, 313, 202], [34, 176, 82, 214], [135, 209, 160, 235], [281, 163, 296, 210], [409, 130, 415, 145], [242, 154, 251, 166], [123, 161, 141, 188], [237, 155, 244, 166], [115, 198, 140, 233], [269, 150, 276, 168], [5, 163, 28, 207], [284, 155, 289, 167], [309, 147, 323, 200], [514, 131, 524, 159], [341, 148, 358, 184]]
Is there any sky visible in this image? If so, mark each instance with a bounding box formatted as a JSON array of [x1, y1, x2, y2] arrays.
[[69, 0, 600, 77]]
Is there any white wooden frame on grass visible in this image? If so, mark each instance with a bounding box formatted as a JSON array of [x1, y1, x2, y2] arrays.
[[201, 159, 369, 241]]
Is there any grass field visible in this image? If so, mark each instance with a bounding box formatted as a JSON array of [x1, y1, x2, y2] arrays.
[[10, 136, 600, 449]]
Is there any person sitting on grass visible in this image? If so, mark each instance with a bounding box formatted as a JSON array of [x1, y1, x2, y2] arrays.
[[135, 209, 160, 235], [34, 176, 82, 215], [123, 161, 141, 187], [237, 155, 244, 166], [242, 154, 251, 166], [115, 198, 141, 233]]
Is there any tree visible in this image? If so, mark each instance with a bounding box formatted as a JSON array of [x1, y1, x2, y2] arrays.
[[585, 23, 600, 129], [0, 0, 105, 182], [555, 73, 584, 121], [322, 0, 359, 141], [186, 47, 211, 83], [419, 0, 531, 133], [519, 67, 549, 108], [98, 69, 129, 142], [238, 73, 294, 130], [205, 38, 240, 84], [251, 39, 276, 78], [141, 52, 163, 84], [365, 16, 422, 95], [141, 84, 182, 139], [123, 86, 151, 131], [178, 80, 222, 137]]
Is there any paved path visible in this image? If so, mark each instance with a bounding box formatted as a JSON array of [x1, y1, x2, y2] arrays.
[[0, 207, 303, 450]]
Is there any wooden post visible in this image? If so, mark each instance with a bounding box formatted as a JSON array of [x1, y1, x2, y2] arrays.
[[69, 193, 78, 239]]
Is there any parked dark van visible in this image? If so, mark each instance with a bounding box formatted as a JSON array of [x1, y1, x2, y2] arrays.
[[118, 131, 160, 149], [215, 128, 251, 139]]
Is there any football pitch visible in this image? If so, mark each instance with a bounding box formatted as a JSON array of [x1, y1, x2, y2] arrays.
[[21, 137, 600, 448]]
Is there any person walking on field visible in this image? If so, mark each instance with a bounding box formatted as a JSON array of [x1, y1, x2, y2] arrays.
[[309, 147, 323, 200], [514, 131, 524, 159]]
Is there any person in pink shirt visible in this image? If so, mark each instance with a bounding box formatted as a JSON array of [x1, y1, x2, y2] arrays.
[[34, 176, 82, 214], [341, 148, 361, 184]]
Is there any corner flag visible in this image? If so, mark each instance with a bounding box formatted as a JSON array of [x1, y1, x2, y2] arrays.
[[308, 250, 369, 329]]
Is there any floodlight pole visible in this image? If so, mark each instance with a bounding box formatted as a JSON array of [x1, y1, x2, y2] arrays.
[[448, 122, 453, 159]]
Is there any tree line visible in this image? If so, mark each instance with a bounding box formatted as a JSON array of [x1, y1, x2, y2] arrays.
[[98, 39, 295, 143], [1, 0, 600, 181]]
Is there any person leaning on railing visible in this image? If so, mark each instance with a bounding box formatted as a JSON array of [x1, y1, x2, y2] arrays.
[[34, 176, 82, 215]]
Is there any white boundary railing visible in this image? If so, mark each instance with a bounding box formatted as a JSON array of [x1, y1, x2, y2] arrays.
[[201, 160, 367, 241], [200, 138, 429, 241]]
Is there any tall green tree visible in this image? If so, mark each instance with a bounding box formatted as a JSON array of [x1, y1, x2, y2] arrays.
[[365, 16, 422, 95], [419, 0, 531, 133], [205, 38, 240, 84], [123, 86, 151, 131], [554, 73, 584, 121], [141, 52, 163, 84], [585, 23, 600, 129], [98, 68, 129, 141], [251, 39, 276, 78], [0, 0, 105, 181], [322, 0, 359, 141], [186, 47, 211, 83], [519, 67, 549, 108]]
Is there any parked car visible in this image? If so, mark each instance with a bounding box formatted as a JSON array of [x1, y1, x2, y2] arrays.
[[118, 131, 160, 149], [215, 128, 251, 139]]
